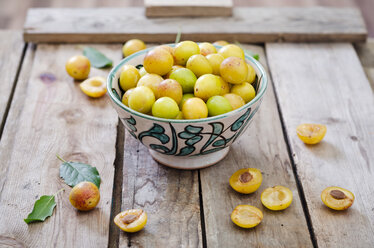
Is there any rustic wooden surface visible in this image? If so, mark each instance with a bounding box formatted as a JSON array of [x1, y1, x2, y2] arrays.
[[114, 43, 202, 247], [1, 25, 374, 247], [119, 131, 202, 247], [23, 7, 367, 43], [355, 39, 374, 91], [145, 0, 232, 17], [0, 31, 24, 136], [0, 44, 121, 247], [3, 0, 374, 37], [200, 45, 313, 248], [266, 43, 374, 248]]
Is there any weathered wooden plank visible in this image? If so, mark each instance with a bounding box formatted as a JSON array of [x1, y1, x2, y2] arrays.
[[266, 43, 374, 247], [200, 45, 313, 248], [145, 0, 232, 17], [0, 31, 24, 136], [23, 7, 367, 43], [118, 131, 202, 247], [355, 39, 374, 91], [0, 44, 121, 247]]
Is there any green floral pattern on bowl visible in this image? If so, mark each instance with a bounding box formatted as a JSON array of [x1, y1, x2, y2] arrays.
[[107, 44, 268, 168]]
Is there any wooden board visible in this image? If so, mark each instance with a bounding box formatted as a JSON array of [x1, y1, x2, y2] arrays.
[[145, 0, 232, 17], [355, 38, 374, 91], [118, 131, 202, 247], [266, 43, 374, 247], [0, 44, 121, 247], [23, 7, 367, 43], [0, 31, 24, 136], [200, 45, 313, 247]]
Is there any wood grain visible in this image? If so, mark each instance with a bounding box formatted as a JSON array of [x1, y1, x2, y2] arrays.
[[0, 44, 121, 247], [355, 38, 374, 91], [200, 45, 313, 248], [23, 7, 367, 43], [266, 43, 374, 247], [145, 0, 232, 17], [0, 31, 24, 136], [118, 131, 202, 247]]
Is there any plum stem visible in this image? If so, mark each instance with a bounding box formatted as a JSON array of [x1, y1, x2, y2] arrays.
[[56, 154, 67, 163], [54, 188, 65, 196]]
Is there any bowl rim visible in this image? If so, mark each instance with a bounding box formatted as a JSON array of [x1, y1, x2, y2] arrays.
[[107, 43, 268, 123]]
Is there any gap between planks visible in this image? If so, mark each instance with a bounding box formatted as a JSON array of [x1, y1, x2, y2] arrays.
[[199, 44, 313, 248], [108, 121, 125, 248], [266, 42, 374, 248], [0, 31, 26, 141], [0, 44, 122, 247], [264, 49, 318, 248], [0, 43, 27, 140]]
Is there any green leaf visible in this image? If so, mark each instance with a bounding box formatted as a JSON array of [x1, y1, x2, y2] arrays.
[[57, 155, 101, 188], [24, 195, 56, 224], [83, 47, 112, 68]]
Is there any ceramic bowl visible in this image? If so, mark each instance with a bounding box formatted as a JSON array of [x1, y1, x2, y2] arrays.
[[107, 45, 268, 169]]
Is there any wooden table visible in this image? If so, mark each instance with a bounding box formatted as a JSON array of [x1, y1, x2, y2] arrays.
[[0, 7, 373, 248]]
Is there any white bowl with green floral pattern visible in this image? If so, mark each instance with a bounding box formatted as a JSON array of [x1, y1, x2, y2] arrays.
[[107, 45, 268, 169]]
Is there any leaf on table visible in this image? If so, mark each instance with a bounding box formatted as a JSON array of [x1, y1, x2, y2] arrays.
[[58, 155, 101, 188], [83, 47, 113, 68], [24, 195, 56, 224]]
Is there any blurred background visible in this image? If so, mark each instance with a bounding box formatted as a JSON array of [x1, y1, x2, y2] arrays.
[[0, 0, 372, 37]]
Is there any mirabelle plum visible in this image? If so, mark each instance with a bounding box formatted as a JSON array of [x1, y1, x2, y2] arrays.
[[114, 209, 147, 233], [158, 44, 174, 55], [261, 186, 293, 211], [223, 93, 245, 110], [139, 67, 148, 77], [321, 186, 354, 210], [230, 83, 256, 103], [120, 65, 140, 91], [296, 124, 327, 145], [79, 76, 107, 98], [229, 168, 262, 194], [128, 86, 155, 113], [137, 73, 164, 95], [218, 77, 230, 95], [122, 39, 146, 57], [220, 57, 248, 85], [182, 98, 208, 119], [66, 55, 90, 80], [179, 93, 194, 110], [156, 79, 183, 104], [143, 47, 174, 76], [206, 96, 232, 116], [175, 111, 184, 119], [206, 53, 224, 75], [247, 63, 256, 84], [199, 42, 217, 56], [194, 74, 221, 102], [69, 182, 100, 211], [152, 97, 180, 119], [169, 68, 197, 93], [218, 44, 245, 60], [231, 205, 263, 229], [186, 54, 213, 77], [173, 41, 200, 66], [213, 40, 229, 47], [165, 65, 184, 78], [122, 88, 135, 106]]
